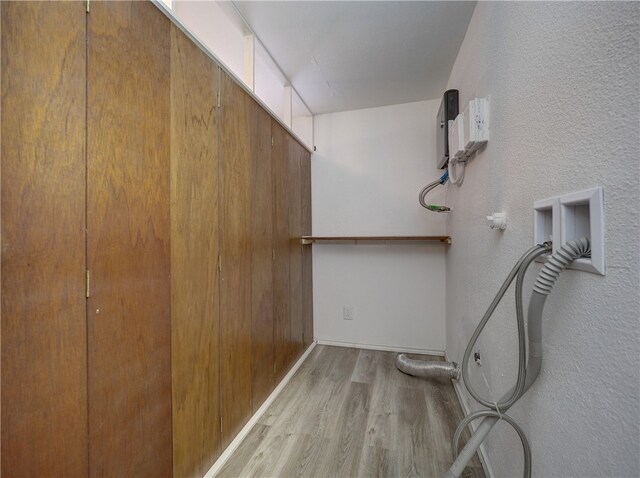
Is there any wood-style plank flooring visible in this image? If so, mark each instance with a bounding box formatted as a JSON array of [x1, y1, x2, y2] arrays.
[[218, 345, 485, 478]]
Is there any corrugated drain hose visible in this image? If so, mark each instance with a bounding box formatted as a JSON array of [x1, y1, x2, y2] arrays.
[[445, 238, 590, 478], [461, 244, 547, 411]]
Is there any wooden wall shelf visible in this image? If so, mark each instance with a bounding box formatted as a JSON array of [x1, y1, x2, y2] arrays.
[[301, 236, 451, 245]]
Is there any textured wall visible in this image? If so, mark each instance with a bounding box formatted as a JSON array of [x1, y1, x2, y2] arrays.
[[312, 100, 448, 352], [444, 2, 640, 477]]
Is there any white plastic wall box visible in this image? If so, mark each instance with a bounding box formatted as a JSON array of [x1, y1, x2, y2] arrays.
[[462, 97, 489, 160], [448, 114, 466, 161], [486, 212, 507, 230], [533, 187, 605, 275], [448, 97, 490, 163], [560, 187, 605, 275]]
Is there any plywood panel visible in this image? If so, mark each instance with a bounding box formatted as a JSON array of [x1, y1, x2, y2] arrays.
[[272, 121, 290, 382], [219, 72, 253, 447], [301, 152, 314, 349], [250, 101, 275, 412], [1, 3, 88, 476], [170, 25, 221, 478], [87, 2, 172, 476], [288, 137, 304, 363]]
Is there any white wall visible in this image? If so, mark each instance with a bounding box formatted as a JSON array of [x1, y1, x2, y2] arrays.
[[254, 40, 288, 122], [312, 100, 448, 353], [172, 1, 245, 84], [444, 3, 640, 477]]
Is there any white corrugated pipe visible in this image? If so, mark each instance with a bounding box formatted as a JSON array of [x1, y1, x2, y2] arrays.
[[444, 238, 590, 478]]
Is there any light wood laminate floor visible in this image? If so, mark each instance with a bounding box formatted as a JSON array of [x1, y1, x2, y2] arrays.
[[218, 345, 485, 478]]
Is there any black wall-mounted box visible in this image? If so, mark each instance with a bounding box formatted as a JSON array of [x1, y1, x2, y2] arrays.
[[436, 89, 459, 169]]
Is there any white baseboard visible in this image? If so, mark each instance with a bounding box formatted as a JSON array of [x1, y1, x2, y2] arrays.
[[315, 338, 445, 356], [446, 353, 495, 478], [203, 341, 317, 478]]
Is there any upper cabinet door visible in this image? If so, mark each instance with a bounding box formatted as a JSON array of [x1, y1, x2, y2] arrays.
[[1, 2, 88, 476], [86, 2, 172, 476]]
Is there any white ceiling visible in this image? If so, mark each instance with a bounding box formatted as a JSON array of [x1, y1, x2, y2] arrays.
[[232, 1, 476, 115]]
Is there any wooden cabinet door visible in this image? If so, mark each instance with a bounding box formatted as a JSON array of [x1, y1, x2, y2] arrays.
[[250, 103, 275, 413], [1, 2, 88, 476], [288, 137, 304, 362], [219, 73, 253, 447], [301, 151, 314, 349], [86, 2, 172, 476], [170, 25, 221, 478], [272, 121, 291, 381]]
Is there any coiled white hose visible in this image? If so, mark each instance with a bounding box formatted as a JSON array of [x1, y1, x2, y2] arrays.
[[452, 410, 531, 476], [461, 245, 548, 411], [534, 237, 591, 295], [446, 238, 591, 478]]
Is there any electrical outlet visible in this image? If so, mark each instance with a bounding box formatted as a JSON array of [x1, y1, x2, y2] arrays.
[[343, 306, 354, 321]]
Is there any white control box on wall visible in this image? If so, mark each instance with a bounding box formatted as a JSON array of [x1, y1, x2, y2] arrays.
[[533, 186, 605, 275], [448, 97, 490, 163], [462, 97, 489, 159], [448, 116, 466, 161]]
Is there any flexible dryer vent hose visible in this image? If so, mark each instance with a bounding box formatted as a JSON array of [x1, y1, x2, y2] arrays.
[[396, 354, 460, 380], [444, 238, 591, 478]]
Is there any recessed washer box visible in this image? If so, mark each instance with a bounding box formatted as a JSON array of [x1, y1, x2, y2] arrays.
[[560, 187, 605, 275], [533, 196, 560, 262], [533, 186, 605, 275]]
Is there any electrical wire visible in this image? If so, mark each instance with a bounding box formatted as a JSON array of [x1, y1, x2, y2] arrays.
[[418, 170, 450, 212], [448, 158, 465, 185]]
